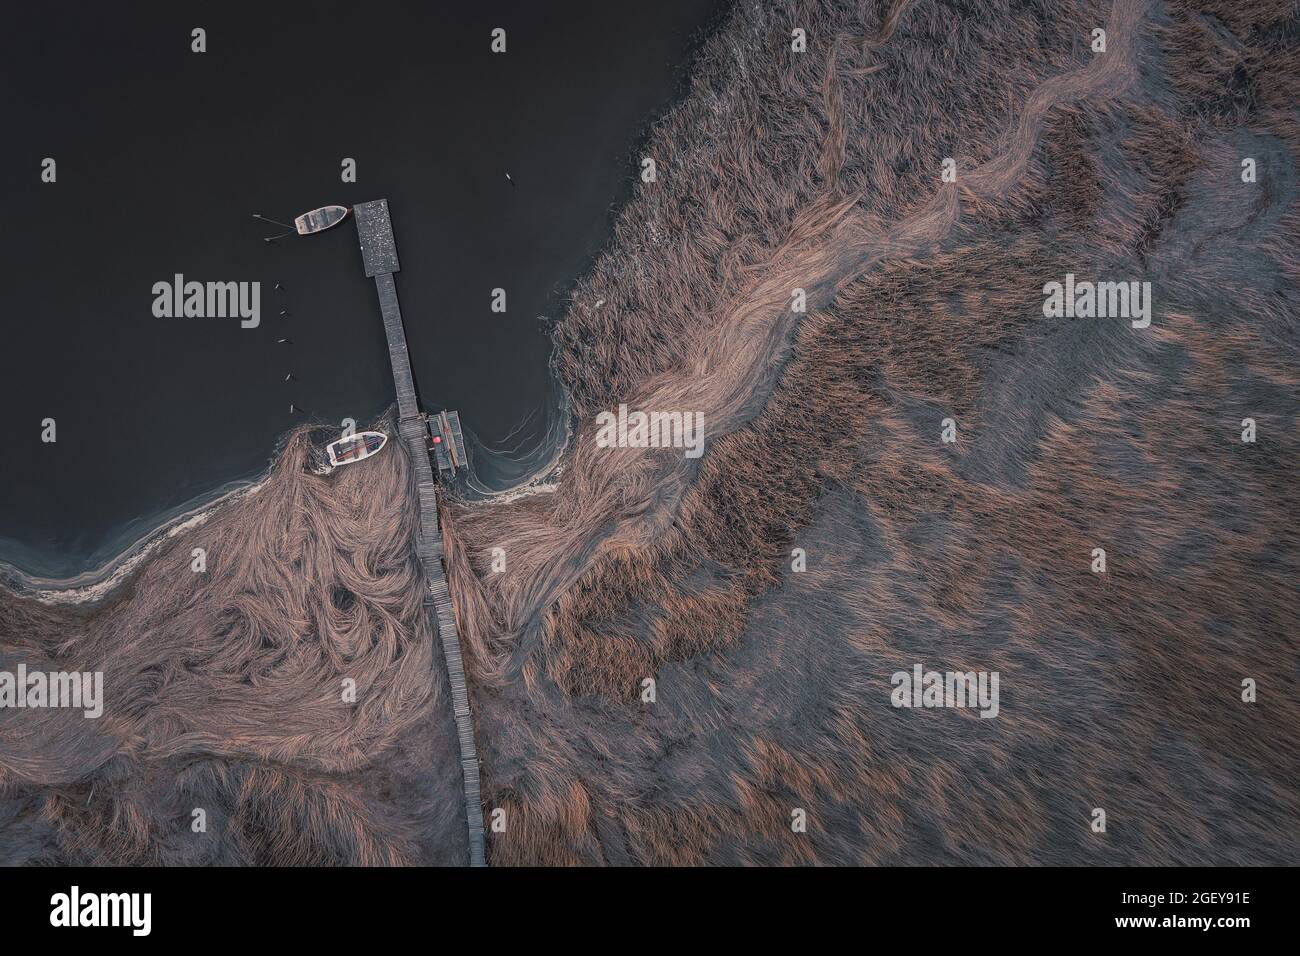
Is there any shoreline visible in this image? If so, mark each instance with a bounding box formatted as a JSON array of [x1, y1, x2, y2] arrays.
[[0, 409, 570, 607], [0, 475, 270, 607]]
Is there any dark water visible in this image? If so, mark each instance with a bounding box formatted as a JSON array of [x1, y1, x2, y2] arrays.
[[0, 0, 722, 579]]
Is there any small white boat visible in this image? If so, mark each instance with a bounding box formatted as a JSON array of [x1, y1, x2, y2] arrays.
[[295, 205, 350, 235], [327, 430, 387, 467]]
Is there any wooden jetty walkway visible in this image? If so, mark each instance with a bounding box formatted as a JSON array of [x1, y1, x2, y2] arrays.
[[353, 199, 486, 867]]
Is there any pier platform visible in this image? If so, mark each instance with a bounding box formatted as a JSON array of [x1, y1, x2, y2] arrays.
[[353, 199, 485, 867]]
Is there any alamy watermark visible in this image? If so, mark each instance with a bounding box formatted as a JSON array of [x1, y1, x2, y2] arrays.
[[0, 664, 103, 718], [152, 274, 260, 328], [50, 886, 150, 936], [891, 664, 1000, 718], [1043, 273, 1151, 328], [594, 403, 704, 459]]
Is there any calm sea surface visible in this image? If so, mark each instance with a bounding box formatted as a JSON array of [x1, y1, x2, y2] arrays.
[[0, 0, 722, 578]]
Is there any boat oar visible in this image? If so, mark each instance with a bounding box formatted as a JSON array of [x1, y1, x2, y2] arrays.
[[253, 213, 296, 243], [253, 212, 295, 229]]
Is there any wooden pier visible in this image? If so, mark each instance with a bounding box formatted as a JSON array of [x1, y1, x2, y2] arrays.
[[353, 199, 486, 867]]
